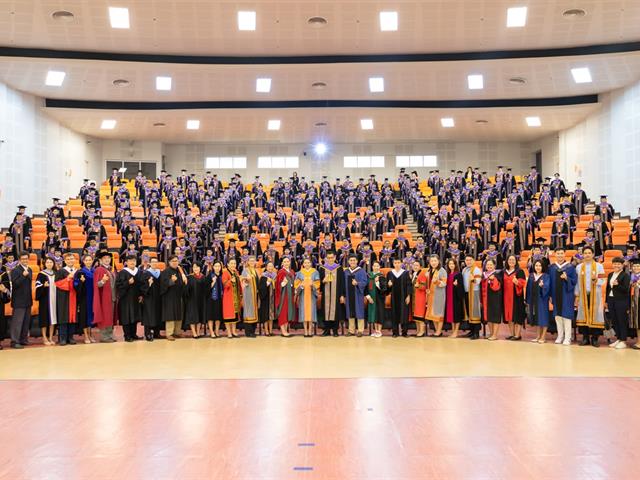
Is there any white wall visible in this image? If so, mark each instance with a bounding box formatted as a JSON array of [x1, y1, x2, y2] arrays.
[[526, 133, 560, 178], [0, 81, 101, 226], [553, 79, 640, 216], [164, 141, 533, 183], [100, 139, 163, 178]]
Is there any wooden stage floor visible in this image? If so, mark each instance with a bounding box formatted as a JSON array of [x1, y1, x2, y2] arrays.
[[1, 335, 638, 479]]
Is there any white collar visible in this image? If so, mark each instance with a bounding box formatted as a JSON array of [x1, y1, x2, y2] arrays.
[[124, 267, 138, 276]]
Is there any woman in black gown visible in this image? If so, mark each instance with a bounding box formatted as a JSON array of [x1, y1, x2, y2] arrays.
[[206, 261, 224, 338], [258, 261, 277, 336], [185, 262, 207, 338]]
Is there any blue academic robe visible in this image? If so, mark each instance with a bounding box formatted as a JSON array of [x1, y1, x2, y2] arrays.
[[344, 267, 368, 320], [526, 273, 552, 327], [548, 262, 577, 319]]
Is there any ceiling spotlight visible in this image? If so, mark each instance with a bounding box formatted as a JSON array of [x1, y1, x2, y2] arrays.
[[186, 120, 200, 130], [563, 8, 586, 18], [112, 79, 131, 87], [526, 116, 541, 127], [467, 74, 484, 90], [441, 118, 455, 128], [506, 6, 527, 27], [51, 10, 75, 22], [45, 70, 66, 87], [314, 142, 328, 156], [267, 119, 281, 131], [237, 11, 256, 31], [256, 77, 272, 93], [369, 77, 384, 93], [108, 7, 130, 29], [311, 81, 327, 90], [571, 67, 592, 84], [379, 11, 398, 31], [101, 120, 117, 130], [156, 76, 172, 91], [307, 16, 328, 28], [360, 119, 374, 130]]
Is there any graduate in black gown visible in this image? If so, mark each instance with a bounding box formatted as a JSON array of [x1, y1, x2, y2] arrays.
[[258, 261, 277, 336], [34, 257, 57, 346], [140, 257, 162, 341], [386, 257, 412, 337], [54, 253, 78, 346], [206, 261, 224, 338], [365, 261, 388, 337], [73, 255, 96, 344], [116, 255, 144, 342], [185, 263, 207, 338]]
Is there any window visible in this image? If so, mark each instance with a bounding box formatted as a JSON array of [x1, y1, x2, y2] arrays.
[[395, 155, 437, 168], [257, 156, 299, 169], [343, 156, 385, 168], [204, 157, 247, 169]]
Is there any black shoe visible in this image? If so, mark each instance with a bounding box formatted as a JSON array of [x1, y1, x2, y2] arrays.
[[146, 335, 154, 342], [580, 336, 590, 346], [322, 330, 331, 337], [464, 331, 474, 338], [333, 332, 339, 337], [133, 335, 142, 341], [470, 333, 480, 340], [11, 342, 24, 349], [591, 337, 600, 348], [59, 340, 67, 346], [402, 333, 409, 338], [20, 341, 30, 346], [511, 336, 522, 341], [125, 337, 134, 343], [68, 339, 77, 345], [392, 334, 398, 338], [505, 335, 514, 341]]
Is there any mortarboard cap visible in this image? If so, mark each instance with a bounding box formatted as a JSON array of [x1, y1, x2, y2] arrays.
[[17, 205, 27, 210]]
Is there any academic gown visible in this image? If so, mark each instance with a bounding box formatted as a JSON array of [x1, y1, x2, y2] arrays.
[[365, 272, 388, 324], [140, 270, 162, 328], [319, 264, 346, 322], [206, 273, 224, 322], [258, 274, 276, 324], [73, 267, 94, 329], [35, 271, 57, 328], [480, 271, 503, 324], [221, 268, 242, 321], [502, 269, 527, 325], [93, 265, 117, 329], [116, 269, 143, 326], [548, 262, 577, 319], [344, 267, 368, 320], [275, 268, 296, 326], [444, 271, 466, 324], [526, 273, 552, 327], [159, 266, 186, 323], [185, 274, 207, 326], [386, 270, 412, 325], [55, 268, 77, 325], [294, 268, 321, 323]]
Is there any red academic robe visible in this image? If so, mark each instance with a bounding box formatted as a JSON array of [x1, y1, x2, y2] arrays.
[[93, 265, 118, 328], [221, 269, 242, 321], [55, 270, 77, 324], [502, 269, 526, 324], [275, 268, 296, 326], [480, 272, 503, 323]]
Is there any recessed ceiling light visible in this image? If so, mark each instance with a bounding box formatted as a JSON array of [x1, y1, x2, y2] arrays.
[[51, 10, 75, 22], [379, 11, 398, 31], [256, 78, 272, 93], [467, 74, 484, 90], [526, 116, 541, 127], [153, 122, 166, 128], [267, 119, 281, 131], [186, 120, 200, 130], [311, 81, 327, 90], [563, 8, 586, 18], [506, 6, 527, 27], [369, 77, 384, 93], [475, 119, 489, 124], [101, 120, 117, 130], [508, 76, 527, 85], [156, 76, 172, 91], [314, 122, 327, 127], [571, 67, 592, 84], [112, 79, 130, 87], [108, 7, 130, 29], [307, 16, 328, 28], [360, 119, 374, 130], [237, 11, 256, 31], [45, 70, 66, 87], [441, 118, 455, 128]]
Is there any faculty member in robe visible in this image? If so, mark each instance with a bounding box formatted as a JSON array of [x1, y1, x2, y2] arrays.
[[526, 260, 551, 343], [93, 250, 117, 343], [185, 263, 208, 338], [221, 258, 242, 338], [365, 261, 387, 337], [481, 259, 503, 341], [502, 254, 526, 341], [55, 253, 78, 346], [462, 255, 482, 340], [35, 257, 57, 346], [294, 257, 320, 337], [206, 261, 224, 338], [116, 255, 144, 342], [344, 255, 368, 337], [160, 255, 187, 341], [575, 246, 605, 347], [628, 259, 640, 350], [74, 255, 96, 344], [240, 256, 259, 338], [425, 255, 448, 337], [411, 260, 428, 337], [387, 257, 412, 338], [275, 257, 295, 337], [444, 258, 465, 338], [319, 251, 345, 337], [140, 257, 162, 341], [258, 262, 277, 336], [548, 247, 577, 345]]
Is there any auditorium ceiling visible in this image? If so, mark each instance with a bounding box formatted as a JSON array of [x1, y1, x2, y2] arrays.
[[0, 0, 639, 143]]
